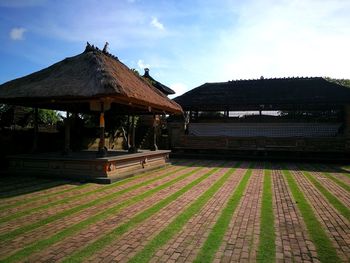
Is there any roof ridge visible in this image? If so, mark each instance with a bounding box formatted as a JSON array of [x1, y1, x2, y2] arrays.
[[228, 76, 322, 82], [84, 42, 119, 61]]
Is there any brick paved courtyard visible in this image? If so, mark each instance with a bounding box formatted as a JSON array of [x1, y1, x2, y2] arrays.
[[0, 160, 349, 262]]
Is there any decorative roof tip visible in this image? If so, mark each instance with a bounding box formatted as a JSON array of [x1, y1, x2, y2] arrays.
[[84, 41, 118, 61], [102, 42, 109, 53], [144, 68, 150, 76]]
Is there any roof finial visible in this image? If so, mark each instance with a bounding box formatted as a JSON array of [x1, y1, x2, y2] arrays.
[[102, 42, 109, 53], [144, 68, 150, 76], [84, 42, 95, 52]]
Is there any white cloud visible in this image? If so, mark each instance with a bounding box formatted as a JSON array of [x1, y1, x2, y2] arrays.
[[137, 59, 150, 70], [150, 17, 164, 30], [177, 0, 350, 83], [9, 27, 26, 40], [169, 83, 188, 98], [28, 3, 169, 49]]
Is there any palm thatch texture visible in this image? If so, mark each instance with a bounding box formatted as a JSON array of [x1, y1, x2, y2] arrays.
[[0, 43, 182, 115], [174, 77, 350, 111]]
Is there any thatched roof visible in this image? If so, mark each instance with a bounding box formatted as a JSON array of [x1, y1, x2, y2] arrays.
[[0, 43, 182, 114], [174, 77, 350, 111], [142, 68, 175, 95]]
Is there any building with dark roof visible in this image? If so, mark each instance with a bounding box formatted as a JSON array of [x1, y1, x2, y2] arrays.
[[142, 68, 175, 96], [174, 77, 350, 111], [170, 77, 350, 159]]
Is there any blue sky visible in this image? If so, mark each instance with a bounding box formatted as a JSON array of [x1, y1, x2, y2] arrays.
[[0, 0, 349, 98]]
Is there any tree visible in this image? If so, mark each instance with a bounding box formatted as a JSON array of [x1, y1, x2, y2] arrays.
[[0, 105, 61, 128], [37, 109, 61, 125], [325, 77, 350, 87]]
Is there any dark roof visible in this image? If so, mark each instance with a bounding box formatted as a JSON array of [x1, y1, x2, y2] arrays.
[[142, 68, 175, 95], [0, 43, 182, 114], [174, 77, 350, 111]]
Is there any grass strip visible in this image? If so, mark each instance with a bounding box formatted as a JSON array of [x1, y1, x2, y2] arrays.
[[317, 166, 350, 192], [340, 172, 350, 179], [301, 170, 350, 220], [2, 165, 207, 262], [283, 169, 340, 263], [0, 183, 94, 211], [0, 181, 67, 199], [340, 166, 350, 176], [321, 172, 350, 193], [193, 165, 253, 263], [257, 165, 275, 263], [130, 163, 243, 263], [0, 164, 197, 242], [0, 179, 53, 192], [0, 163, 186, 225], [0, 161, 188, 210], [0, 175, 58, 186], [63, 165, 226, 263]]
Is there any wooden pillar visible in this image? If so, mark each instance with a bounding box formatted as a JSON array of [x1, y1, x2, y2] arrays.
[[128, 114, 137, 153], [63, 111, 71, 155], [151, 114, 158, 151], [126, 115, 131, 150], [31, 107, 39, 153], [98, 103, 107, 157]]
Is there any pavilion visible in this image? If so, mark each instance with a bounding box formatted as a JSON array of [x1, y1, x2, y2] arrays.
[[171, 77, 350, 159], [0, 43, 182, 183]]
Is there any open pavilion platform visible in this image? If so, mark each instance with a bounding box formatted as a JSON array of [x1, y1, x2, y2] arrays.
[[0, 43, 182, 184], [7, 150, 171, 184]]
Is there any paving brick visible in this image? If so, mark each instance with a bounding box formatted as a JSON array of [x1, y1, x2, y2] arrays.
[[1, 160, 349, 263], [272, 167, 318, 263], [213, 164, 264, 262], [288, 165, 350, 262]]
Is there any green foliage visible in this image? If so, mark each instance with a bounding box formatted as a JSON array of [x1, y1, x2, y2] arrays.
[[0, 105, 60, 127], [325, 77, 350, 87], [37, 109, 61, 125]]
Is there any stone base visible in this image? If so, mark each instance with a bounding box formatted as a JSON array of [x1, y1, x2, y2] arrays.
[[7, 150, 171, 184]]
